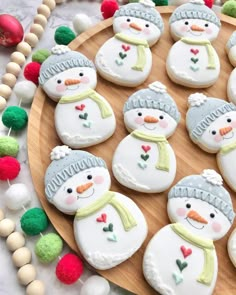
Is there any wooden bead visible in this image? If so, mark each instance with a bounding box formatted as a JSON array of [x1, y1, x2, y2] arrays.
[[10, 52, 25, 66], [34, 14, 47, 28], [0, 96, 7, 110], [12, 247, 31, 267], [0, 209, 4, 221], [30, 24, 44, 39], [37, 4, 51, 19], [2, 73, 17, 88], [43, 0, 56, 10], [0, 219, 15, 237], [6, 232, 25, 251], [6, 62, 21, 76], [0, 84, 12, 100], [24, 33, 39, 48], [26, 280, 45, 295], [16, 42, 32, 57], [17, 264, 36, 285], [55, 0, 66, 3]]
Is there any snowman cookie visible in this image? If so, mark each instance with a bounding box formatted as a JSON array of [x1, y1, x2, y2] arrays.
[[143, 169, 235, 295], [112, 82, 181, 193], [95, 0, 164, 87], [39, 45, 116, 149], [166, 0, 221, 88], [228, 229, 236, 268], [186, 93, 236, 191], [45, 146, 147, 270], [226, 32, 236, 104]]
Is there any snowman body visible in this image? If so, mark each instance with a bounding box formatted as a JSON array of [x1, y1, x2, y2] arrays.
[[227, 68, 236, 104]]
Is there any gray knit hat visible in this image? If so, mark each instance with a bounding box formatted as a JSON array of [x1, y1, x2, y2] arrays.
[[168, 169, 235, 223], [169, 0, 221, 28], [186, 93, 236, 141], [226, 31, 236, 51], [114, 1, 164, 32], [123, 81, 181, 123], [39, 45, 95, 85], [45, 146, 106, 201]]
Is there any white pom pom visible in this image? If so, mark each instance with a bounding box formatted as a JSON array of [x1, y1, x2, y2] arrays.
[[202, 169, 223, 186], [14, 81, 37, 104], [73, 14, 93, 34], [188, 93, 207, 107], [50, 145, 71, 160], [80, 275, 110, 295], [51, 44, 71, 55], [139, 0, 155, 7], [5, 183, 31, 210], [190, 0, 205, 4], [149, 81, 167, 93]]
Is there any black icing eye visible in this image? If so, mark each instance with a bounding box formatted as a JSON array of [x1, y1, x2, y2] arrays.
[[227, 118, 232, 123], [211, 130, 216, 135], [87, 175, 93, 180], [67, 188, 72, 193], [79, 73, 84, 77], [210, 213, 215, 218], [185, 21, 189, 25], [145, 24, 149, 28], [159, 115, 164, 120], [57, 79, 62, 84], [127, 18, 131, 22], [205, 23, 209, 27], [138, 112, 142, 116], [186, 203, 191, 209]]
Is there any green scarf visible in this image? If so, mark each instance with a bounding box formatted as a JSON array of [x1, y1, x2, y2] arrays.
[[75, 191, 137, 231], [171, 223, 215, 286], [181, 38, 216, 69], [131, 130, 169, 171], [59, 89, 112, 119], [115, 33, 149, 71], [220, 141, 236, 155]]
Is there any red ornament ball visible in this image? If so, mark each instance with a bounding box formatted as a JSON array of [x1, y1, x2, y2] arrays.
[[0, 156, 21, 181], [204, 0, 213, 8], [101, 0, 119, 19], [56, 253, 83, 285], [0, 14, 24, 47], [23, 62, 41, 85]]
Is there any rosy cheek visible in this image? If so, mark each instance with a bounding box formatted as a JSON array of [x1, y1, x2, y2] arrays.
[[120, 22, 129, 29], [65, 195, 77, 205], [135, 117, 144, 124], [176, 208, 187, 217], [159, 120, 168, 129], [180, 26, 189, 33], [93, 175, 104, 185], [80, 76, 90, 84], [231, 120, 236, 128], [211, 222, 222, 233], [214, 134, 223, 142], [143, 28, 150, 35], [56, 84, 67, 92], [205, 28, 213, 35]]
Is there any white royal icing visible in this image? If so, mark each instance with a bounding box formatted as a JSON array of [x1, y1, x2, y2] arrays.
[[190, 0, 205, 4], [201, 169, 223, 186], [140, 0, 155, 8], [50, 145, 71, 161], [228, 229, 236, 268], [188, 93, 207, 107], [227, 68, 236, 104], [149, 81, 167, 93], [51, 45, 71, 55]]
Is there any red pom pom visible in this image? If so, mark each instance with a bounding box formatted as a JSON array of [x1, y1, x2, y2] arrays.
[[101, 0, 119, 19], [56, 253, 83, 284], [204, 0, 213, 8], [0, 156, 21, 181], [23, 62, 41, 85]]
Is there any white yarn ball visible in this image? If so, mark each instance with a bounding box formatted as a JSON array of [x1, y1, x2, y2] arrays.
[[73, 14, 93, 34], [14, 81, 37, 104], [80, 276, 110, 295], [5, 183, 31, 210]]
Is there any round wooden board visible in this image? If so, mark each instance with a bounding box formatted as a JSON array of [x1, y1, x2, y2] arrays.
[[28, 7, 236, 295]]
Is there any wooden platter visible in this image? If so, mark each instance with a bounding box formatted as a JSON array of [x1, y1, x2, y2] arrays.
[[28, 7, 236, 295]]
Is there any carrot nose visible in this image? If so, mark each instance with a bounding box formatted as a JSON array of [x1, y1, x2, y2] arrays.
[[129, 22, 142, 31], [187, 210, 208, 224], [65, 79, 80, 86], [219, 126, 233, 136], [190, 24, 205, 32], [76, 182, 93, 194], [144, 116, 159, 123]]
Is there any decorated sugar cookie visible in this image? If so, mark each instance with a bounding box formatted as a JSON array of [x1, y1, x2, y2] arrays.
[[186, 93, 236, 191], [166, 0, 221, 88], [39, 45, 116, 149], [228, 229, 236, 268], [95, 0, 164, 87], [143, 169, 234, 295], [226, 32, 236, 104], [112, 82, 181, 193], [45, 146, 147, 270]]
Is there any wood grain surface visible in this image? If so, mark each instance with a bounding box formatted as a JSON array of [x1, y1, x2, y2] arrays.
[[28, 7, 236, 295]]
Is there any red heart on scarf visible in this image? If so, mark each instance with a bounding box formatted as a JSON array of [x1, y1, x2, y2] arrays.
[[122, 44, 131, 52], [96, 213, 107, 223], [190, 49, 199, 55], [142, 145, 151, 153], [180, 245, 192, 258], [75, 104, 85, 111]]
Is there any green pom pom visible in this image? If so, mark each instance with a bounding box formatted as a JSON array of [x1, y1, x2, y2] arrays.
[[54, 26, 76, 45], [35, 233, 63, 263], [0, 136, 19, 157], [222, 0, 236, 18], [32, 49, 51, 64], [2, 106, 28, 131], [152, 0, 168, 5], [20, 208, 49, 236]]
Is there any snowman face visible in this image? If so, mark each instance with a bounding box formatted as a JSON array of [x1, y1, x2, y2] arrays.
[[170, 19, 220, 41], [43, 67, 97, 102], [168, 197, 231, 240], [124, 108, 177, 137], [199, 111, 236, 153], [113, 16, 161, 46], [52, 167, 111, 215]]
